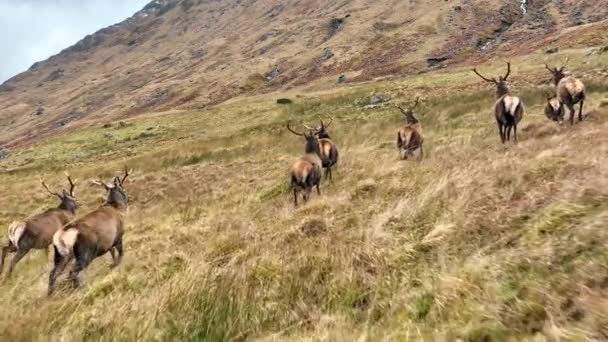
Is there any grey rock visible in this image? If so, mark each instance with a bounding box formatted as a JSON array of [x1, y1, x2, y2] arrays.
[[266, 65, 280, 81], [322, 47, 334, 61], [369, 94, 389, 105], [0, 147, 9, 160]]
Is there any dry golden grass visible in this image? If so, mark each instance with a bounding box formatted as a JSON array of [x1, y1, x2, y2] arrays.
[[0, 49, 608, 341]]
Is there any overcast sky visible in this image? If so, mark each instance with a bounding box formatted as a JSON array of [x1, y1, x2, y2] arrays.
[[0, 0, 149, 83]]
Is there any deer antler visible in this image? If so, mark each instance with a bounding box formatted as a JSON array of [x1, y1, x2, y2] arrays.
[[91, 179, 111, 189], [302, 123, 319, 131], [65, 172, 76, 196], [119, 166, 131, 186], [411, 97, 420, 110], [397, 106, 408, 116], [396, 106, 415, 122], [544, 62, 555, 73], [503, 62, 511, 80], [40, 178, 61, 198], [286, 122, 305, 136], [324, 117, 334, 128], [472, 68, 496, 83]]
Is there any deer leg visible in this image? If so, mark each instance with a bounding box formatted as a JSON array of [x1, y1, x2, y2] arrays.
[[7, 248, 30, 277], [109, 248, 117, 265], [506, 126, 512, 142], [578, 100, 584, 122], [293, 189, 298, 207], [303, 188, 310, 202], [0, 244, 16, 275], [513, 124, 518, 144], [69, 255, 91, 289], [497, 122, 505, 144], [111, 238, 123, 268], [316, 183, 321, 196], [419, 144, 424, 160], [567, 103, 575, 125], [48, 248, 70, 296]]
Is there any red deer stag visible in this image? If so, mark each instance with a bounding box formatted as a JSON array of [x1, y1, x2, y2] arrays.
[[473, 62, 524, 144], [396, 98, 424, 160], [287, 123, 323, 207], [304, 117, 339, 180], [544, 93, 565, 124], [48, 168, 131, 295], [544, 58, 586, 125], [1, 174, 77, 277]]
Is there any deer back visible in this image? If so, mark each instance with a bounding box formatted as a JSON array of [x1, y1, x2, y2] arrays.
[[318, 138, 338, 166], [69, 207, 124, 252], [14, 208, 74, 248], [557, 76, 585, 103], [545, 97, 564, 122], [398, 126, 423, 150], [495, 95, 524, 124]]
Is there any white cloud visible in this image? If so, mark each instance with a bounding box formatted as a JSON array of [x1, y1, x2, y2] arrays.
[[0, 0, 149, 82]]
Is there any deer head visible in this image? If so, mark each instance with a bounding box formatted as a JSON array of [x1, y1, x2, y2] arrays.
[[304, 116, 334, 139], [544, 57, 569, 86], [397, 97, 421, 125], [91, 167, 131, 209], [472, 62, 511, 98], [287, 122, 321, 156], [41, 173, 78, 213]]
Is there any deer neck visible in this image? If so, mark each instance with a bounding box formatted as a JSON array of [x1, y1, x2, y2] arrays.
[[496, 86, 509, 99], [305, 142, 321, 157], [58, 202, 77, 215]]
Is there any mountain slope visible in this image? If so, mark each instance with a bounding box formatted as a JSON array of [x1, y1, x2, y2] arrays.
[[1, 0, 607, 147], [0, 48, 608, 339]]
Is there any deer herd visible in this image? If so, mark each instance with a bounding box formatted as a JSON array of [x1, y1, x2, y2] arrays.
[[0, 59, 589, 296]]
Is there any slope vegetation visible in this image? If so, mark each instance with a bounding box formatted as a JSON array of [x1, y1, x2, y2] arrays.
[[1, 0, 607, 147], [0, 46, 607, 340]]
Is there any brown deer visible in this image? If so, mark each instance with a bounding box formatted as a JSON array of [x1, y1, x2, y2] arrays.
[[544, 93, 564, 124], [544, 58, 585, 125], [286, 123, 323, 206], [48, 168, 131, 296], [304, 117, 339, 180], [396, 98, 424, 160], [1, 174, 77, 277], [473, 62, 524, 143]]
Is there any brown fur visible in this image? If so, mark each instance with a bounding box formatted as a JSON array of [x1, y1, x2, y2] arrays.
[[545, 61, 586, 125], [306, 118, 339, 180], [397, 126, 424, 160], [0, 176, 77, 277], [396, 99, 424, 160], [557, 77, 586, 125], [473, 62, 524, 144], [495, 95, 524, 143], [287, 124, 323, 207], [48, 169, 130, 296], [545, 96, 564, 123]]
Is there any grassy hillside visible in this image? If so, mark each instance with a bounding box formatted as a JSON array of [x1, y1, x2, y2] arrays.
[[2, 0, 608, 148], [0, 48, 608, 340]]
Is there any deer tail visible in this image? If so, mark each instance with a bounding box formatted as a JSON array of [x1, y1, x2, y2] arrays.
[[52, 228, 79, 257], [8, 221, 26, 249]]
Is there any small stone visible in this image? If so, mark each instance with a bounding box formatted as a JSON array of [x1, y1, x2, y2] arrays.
[[0, 147, 9, 160]]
